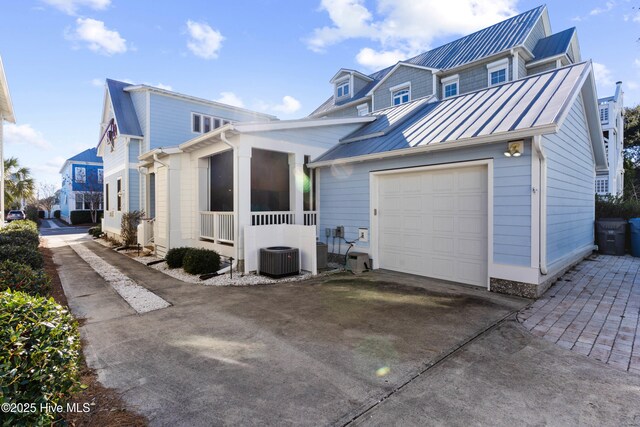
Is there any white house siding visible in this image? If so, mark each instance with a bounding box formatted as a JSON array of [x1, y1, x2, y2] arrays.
[[102, 134, 127, 234], [543, 94, 595, 266], [372, 67, 433, 111], [318, 142, 532, 267]]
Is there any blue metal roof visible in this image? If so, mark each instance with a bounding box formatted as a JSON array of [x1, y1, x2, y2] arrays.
[[531, 28, 575, 62], [311, 5, 546, 116], [314, 62, 591, 163], [68, 147, 102, 163], [106, 79, 143, 137]]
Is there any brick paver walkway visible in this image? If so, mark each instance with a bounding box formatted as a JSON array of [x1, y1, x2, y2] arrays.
[[518, 254, 640, 374]]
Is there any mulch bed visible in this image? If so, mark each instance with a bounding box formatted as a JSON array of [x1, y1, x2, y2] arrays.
[[41, 245, 148, 426]]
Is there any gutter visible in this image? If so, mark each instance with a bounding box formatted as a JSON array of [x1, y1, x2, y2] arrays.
[[533, 135, 548, 275]]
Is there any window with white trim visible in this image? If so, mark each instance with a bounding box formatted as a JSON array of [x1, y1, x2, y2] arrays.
[[74, 167, 86, 183], [97, 169, 103, 184], [487, 58, 509, 86], [600, 106, 609, 124], [192, 113, 230, 134], [336, 79, 350, 98], [116, 178, 122, 211], [356, 103, 369, 116], [595, 177, 609, 195], [391, 83, 410, 106], [441, 75, 459, 99], [75, 193, 103, 211]]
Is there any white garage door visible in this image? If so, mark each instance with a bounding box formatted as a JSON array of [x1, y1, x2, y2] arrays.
[[377, 165, 488, 287]]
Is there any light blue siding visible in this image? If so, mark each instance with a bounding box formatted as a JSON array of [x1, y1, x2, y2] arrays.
[[318, 142, 532, 266], [149, 93, 271, 149], [129, 169, 140, 211], [544, 94, 594, 264], [130, 91, 147, 139], [373, 66, 433, 111], [523, 15, 547, 53], [129, 139, 141, 163]]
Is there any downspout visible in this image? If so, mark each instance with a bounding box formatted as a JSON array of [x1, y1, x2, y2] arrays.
[[153, 152, 170, 252], [219, 131, 239, 273], [533, 136, 548, 275]]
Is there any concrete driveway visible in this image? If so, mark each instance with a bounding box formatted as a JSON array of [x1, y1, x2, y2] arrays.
[[46, 231, 640, 426]]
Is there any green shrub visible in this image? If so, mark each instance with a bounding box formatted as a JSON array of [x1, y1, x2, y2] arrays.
[[166, 247, 191, 269], [0, 245, 44, 270], [24, 205, 40, 223], [595, 195, 640, 220], [88, 224, 103, 238], [0, 260, 50, 296], [183, 248, 221, 275], [53, 210, 60, 219], [0, 289, 81, 426], [4, 219, 38, 233], [0, 222, 40, 248], [69, 210, 103, 225]]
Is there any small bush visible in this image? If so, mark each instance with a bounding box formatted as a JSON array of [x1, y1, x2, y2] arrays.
[[0, 245, 44, 270], [183, 248, 221, 275], [121, 210, 145, 247], [88, 224, 103, 238], [70, 210, 103, 225], [54, 210, 61, 219], [4, 219, 38, 233], [0, 289, 81, 426], [0, 222, 40, 249], [24, 205, 40, 223], [166, 247, 191, 269], [0, 260, 50, 296], [595, 195, 640, 220]]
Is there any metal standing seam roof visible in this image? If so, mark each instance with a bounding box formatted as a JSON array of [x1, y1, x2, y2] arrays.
[[68, 147, 102, 163], [106, 79, 143, 137], [311, 5, 546, 116], [314, 62, 591, 163], [531, 27, 575, 62]]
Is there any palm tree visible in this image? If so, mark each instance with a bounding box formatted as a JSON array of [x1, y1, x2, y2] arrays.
[[4, 157, 35, 209]]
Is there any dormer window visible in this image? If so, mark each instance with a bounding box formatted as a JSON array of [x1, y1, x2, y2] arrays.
[[487, 58, 509, 86], [390, 82, 411, 106], [441, 75, 459, 99], [336, 80, 350, 98]]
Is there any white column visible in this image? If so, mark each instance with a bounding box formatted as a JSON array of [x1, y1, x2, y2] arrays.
[[0, 116, 4, 223], [290, 152, 304, 224], [512, 51, 519, 80], [236, 145, 252, 266]]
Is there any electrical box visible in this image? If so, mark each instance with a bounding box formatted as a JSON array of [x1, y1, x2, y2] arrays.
[[358, 228, 369, 242], [335, 226, 344, 238], [325, 228, 331, 238]]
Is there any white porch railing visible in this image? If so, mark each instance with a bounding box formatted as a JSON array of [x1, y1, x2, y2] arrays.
[[200, 211, 235, 244], [303, 211, 317, 226], [251, 211, 295, 226]]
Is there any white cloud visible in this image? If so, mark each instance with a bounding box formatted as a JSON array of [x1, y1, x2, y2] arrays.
[[306, 0, 517, 70], [593, 62, 614, 88], [356, 48, 407, 70], [4, 124, 52, 150], [90, 78, 103, 87], [590, 1, 615, 16], [216, 92, 245, 108], [145, 82, 172, 91], [42, 0, 110, 15], [32, 156, 66, 176], [186, 20, 224, 59], [67, 18, 127, 55], [273, 96, 301, 114]]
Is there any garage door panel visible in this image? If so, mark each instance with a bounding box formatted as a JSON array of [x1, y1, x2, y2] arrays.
[[378, 165, 488, 287]]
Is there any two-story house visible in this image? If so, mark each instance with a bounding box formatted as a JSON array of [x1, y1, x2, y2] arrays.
[[0, 55, 16, 221], [97, 80, 277, 245], [59, 147, 103, 224], [596, 82, 624, 196]]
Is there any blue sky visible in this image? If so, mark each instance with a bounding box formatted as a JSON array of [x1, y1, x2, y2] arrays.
[[0, 0, 638, 187]]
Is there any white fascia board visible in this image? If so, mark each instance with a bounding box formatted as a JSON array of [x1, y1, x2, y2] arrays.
[[309, 124, 556, 168], [570, 30, 581, 62], [138, 146, 182, 163], [235, 116, 376, 133], [388, 81, 411, 92], [366, 63, 439, 96], [178, 124, 236, 152], [329, 68, 373, 84], [441, 74, 460, 84], [124, 85, 278, 120], [0, 56, 15, 123], [486, 58, 509, 70]]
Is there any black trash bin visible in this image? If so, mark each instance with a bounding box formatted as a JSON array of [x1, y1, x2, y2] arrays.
[[316, 242, 328, 269], [595, 219, 627, 255]]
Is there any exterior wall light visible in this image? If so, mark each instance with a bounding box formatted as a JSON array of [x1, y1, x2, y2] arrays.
[[504, 141, 524, 157]]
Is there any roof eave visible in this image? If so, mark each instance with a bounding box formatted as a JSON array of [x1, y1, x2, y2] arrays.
[[309, 95, 373, 118], [0, 57, 15, 124]]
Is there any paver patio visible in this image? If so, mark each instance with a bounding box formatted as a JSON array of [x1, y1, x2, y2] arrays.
[[518, 254, 640, 374]]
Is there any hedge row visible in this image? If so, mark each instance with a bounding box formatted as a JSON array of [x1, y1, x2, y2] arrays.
[[70, 210, 103, 225]]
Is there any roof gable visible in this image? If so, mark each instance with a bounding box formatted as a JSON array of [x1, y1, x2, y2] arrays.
[[531, 27, 576, 62], [106, 79, 143, 137]]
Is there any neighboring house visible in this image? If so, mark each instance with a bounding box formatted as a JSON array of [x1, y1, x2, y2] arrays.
[[596, 82, 624, 196], [59, 148, 103, 224], [0, 55, 16, 222], [97, 80, 277, 241], [109, 5, 608, 298]]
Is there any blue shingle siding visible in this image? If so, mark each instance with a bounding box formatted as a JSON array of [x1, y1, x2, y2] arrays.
[[373, 67, 433, 111], [318, 142, 531, 266], [544, 94, 595, 264]]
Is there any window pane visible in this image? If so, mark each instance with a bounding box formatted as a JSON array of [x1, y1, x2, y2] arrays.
[[193, 114, 201, 132], [251, 149, 290, 212], [214, 118, 222, 129], [491, 69, 506, 85], [75, 194, 83, 210], [203, 116, 211, 133], [444, 83, 457, 98]]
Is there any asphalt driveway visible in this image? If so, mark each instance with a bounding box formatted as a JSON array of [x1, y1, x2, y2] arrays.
[[48, 233, 640, 426]]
